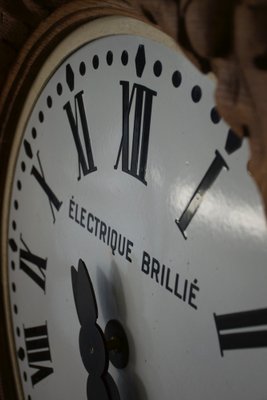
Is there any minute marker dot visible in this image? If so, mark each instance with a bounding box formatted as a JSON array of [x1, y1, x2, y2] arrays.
[[210, 107, 221, 124], [57, 83, 63, 95], [39, 111, 44, 123], [47, 96, 53, 108], [153, 60, 162, 77], [32, 128, 37, 139], [9, 238, 18, 252], [191, 85, 202, 103], [92, 55, 99, 70], [172, 70, 182, 88], [106, 51, 113, 66], [18, 347, 25, 361], [121, 50, 128, 66], [21, 161, 26, 172], [79, 61, 86, 76]]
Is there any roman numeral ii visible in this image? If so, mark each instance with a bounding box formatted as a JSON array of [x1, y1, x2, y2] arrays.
[[214, 308, 267, 356], [114, 81, 157, 185]]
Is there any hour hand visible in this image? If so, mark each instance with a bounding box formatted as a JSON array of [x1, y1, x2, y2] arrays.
[[71, 258, 98, 326], [71, 259, 122, 400]]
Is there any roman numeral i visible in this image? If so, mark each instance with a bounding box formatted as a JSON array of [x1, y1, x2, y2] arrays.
[[114, 81, 157, 185], [176, 150, 228, 239]]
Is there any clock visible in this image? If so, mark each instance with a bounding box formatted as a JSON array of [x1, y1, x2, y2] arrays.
[[1, 12, 267, 400]]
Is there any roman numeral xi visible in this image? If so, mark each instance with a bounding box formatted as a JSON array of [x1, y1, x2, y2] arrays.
[[64, 91, 97, 180]]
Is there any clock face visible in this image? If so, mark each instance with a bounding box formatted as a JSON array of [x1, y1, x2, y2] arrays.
[[3, 18, 267, 400]]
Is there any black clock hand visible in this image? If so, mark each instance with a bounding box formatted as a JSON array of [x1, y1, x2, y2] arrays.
[[71, 258, 97, 326], [87, 372, 120, 400], [71, 259, 121, 400]]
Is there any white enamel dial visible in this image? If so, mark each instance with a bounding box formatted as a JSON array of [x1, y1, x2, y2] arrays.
[[4, 17, 267, 400]]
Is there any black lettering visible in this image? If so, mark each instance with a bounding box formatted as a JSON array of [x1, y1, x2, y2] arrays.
[[126, 240, 133, 263], [107, 226, 111, 246], [151, 258, 160, 283], [69, 197, 75, 220], [174, 273, 182, 299], [75, 202, 79, 224], [188, 279, 199, 309], [94, 217, 100, 237], [141, 251, 150, 274], [140, 251, 199, 310], [99, 221, 107, 243], [118, 235, 125, 256], [182, 280, 188, 302], [80, 207, 86, 228], [87, 213, 94, 233], [165, 268, 173, 293], [160, 264, 166, 286], [110, 230, 118, 255]]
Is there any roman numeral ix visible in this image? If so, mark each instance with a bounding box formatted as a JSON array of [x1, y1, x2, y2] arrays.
[[64, 91, 97, 180], [114, 81, 157, 185]]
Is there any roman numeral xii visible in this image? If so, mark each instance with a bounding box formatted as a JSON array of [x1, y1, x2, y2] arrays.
[[114, 81, 157, 185]]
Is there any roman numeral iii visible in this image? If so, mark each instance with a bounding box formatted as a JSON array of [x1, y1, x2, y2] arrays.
[[214, 308, 267, 356], [114, 81, 157, 185], [23, 323, 53, 386], [64, 91, 97, 180]]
